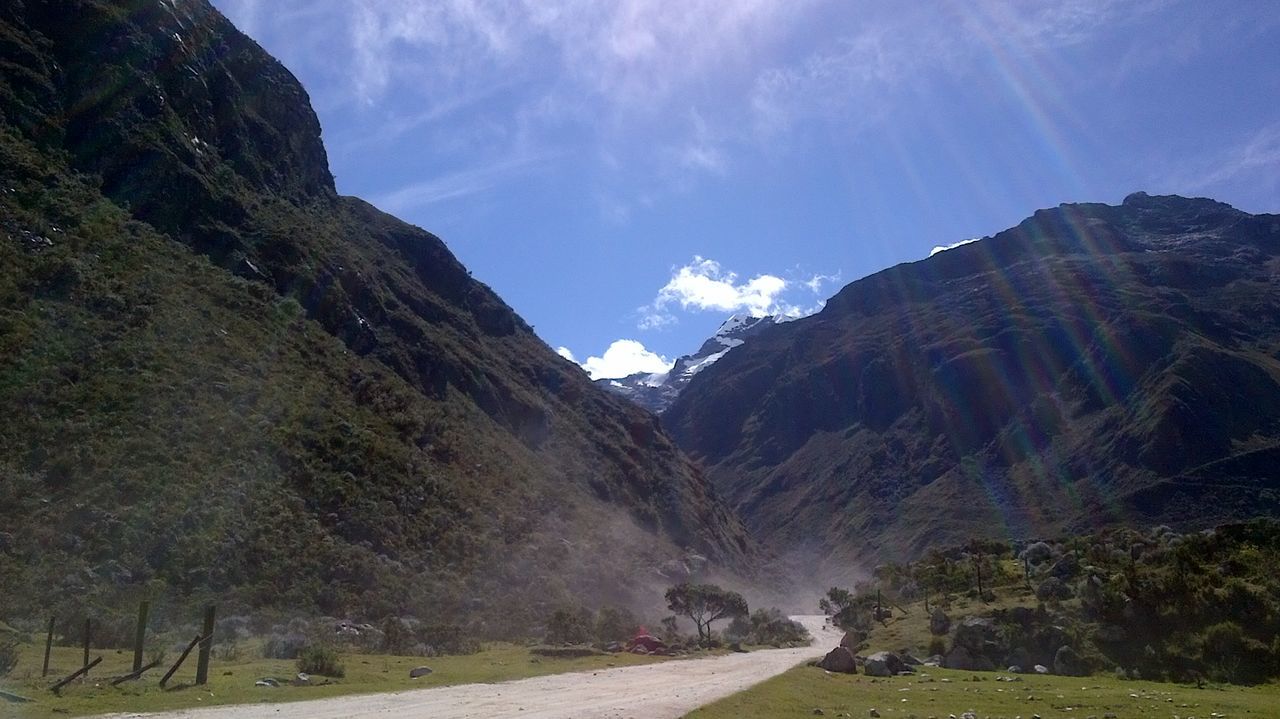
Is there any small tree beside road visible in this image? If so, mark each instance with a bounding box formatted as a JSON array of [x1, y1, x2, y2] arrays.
[[664, 583, 748, 644]]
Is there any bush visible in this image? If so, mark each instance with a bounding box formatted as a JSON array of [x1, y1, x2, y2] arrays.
[[0, 640, 17, 677], [296, 644, 345, 677], [544, 605, 593, 645], [594, 606, 637, 644], [262, 632, 307, 659]]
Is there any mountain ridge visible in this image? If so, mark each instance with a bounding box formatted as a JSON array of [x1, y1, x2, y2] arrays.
[[663, 192, 1280, 566], [0, 0, 756, 629], [596, 313, 781, 414]]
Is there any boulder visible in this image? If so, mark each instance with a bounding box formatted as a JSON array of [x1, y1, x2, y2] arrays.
[[1053, 645, 1089, 677], [864, 651, 909, 677], [409, 666, 433, 678], [943, 645, 995, 672], [929, 608, 950, 636], [817, 646, 858, 674], [1035, 576, 1073, 601], [1034, 664, 1049, 674]]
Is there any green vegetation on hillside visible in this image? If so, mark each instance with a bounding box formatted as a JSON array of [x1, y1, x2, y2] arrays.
[[0, 0, 753, 637], [820, 520, 1280, 685]]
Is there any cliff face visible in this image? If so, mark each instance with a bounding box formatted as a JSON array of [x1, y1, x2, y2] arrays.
[[664, 193, 1280, 565], [0, 0, 754, 628]]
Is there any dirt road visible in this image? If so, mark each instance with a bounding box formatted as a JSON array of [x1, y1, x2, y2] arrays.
[[110, 615, 838, 719]]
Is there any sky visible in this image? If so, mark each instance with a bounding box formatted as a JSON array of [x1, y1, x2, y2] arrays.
[[211, 0, 1280, 380]]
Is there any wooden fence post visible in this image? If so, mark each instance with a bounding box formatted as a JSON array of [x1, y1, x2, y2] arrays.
[[132, 601, 150, 672], [195, 605, 215, 685], [41, 616, 54, 678], [50, 656, 102, 694], [160, 634, 205, 688]]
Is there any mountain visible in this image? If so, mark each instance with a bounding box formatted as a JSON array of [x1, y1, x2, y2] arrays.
[[597, 314, 780, 414], [663, 193, 1280, 568], [0, 0, 754, 630]]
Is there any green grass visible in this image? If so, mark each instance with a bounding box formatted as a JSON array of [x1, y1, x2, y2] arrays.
[[686, 664, 1280, 718], [0, 640, 668, 718]]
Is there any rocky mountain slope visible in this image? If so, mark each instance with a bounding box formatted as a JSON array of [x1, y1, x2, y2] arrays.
[[597, 314, 779, 414], [0, 0, 753, 630], [663, 193, 1280, 568]]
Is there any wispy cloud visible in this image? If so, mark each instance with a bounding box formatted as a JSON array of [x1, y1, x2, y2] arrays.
[[373, 153, 549, 213]]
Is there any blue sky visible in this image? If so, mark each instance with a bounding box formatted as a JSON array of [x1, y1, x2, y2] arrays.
[[212, 0, 1280, 379]]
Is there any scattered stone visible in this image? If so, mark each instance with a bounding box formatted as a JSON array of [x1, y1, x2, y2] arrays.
[[818, 646, 859, 674], [290, 673, 310, 686], [1007, 665, 1023, 674], [812, 709, 824, 716], [409, 666, 433, 678], [1033, 664, 1049, 674], [868, 709, 880, 718]]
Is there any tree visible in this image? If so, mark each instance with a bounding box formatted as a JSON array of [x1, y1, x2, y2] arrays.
[[664, 583, 748, 643]]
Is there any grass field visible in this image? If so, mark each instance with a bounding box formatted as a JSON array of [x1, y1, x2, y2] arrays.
[[0, 639, 667, 718], [684, 663, 1280, 718]]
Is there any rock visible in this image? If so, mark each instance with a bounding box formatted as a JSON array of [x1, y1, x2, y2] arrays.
[[812, 709, 824, 716], [1033, 664, 1049, 674], [818, 646, 858, 674], [929, 608, 950, 636], [1007, 665, 1023, 674], [254, 677, 279, 688], [869, 709, 880, 718], [290, 672, 310, 686], [1053, 645, 1089, 676], [409, 666, 433, 678], [864, 651, 907, 677], [901, 653, 923, 665], [1035, 576, 1073, 600], [944, 645, 995, 672]]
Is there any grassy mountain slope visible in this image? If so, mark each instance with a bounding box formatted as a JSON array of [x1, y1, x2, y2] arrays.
[[664, 193, 1280, 566], [0, 0, 752, 631]]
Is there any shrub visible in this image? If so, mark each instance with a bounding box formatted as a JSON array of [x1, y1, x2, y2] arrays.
[[380, 616, 413, 654], [594, 606, 637, 644], [544, 605, 593, 645], [262, 632, 307, 659], [296, 644, 345, 677], [0, 640, 17, 677]]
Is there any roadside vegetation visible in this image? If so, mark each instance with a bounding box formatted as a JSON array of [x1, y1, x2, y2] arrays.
[[689, 519, 1280, 718]]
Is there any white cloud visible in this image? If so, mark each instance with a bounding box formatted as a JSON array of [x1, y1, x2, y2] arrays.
[[555, 346, 577, 362], [639, 256, 791, 328], [929, 238, 980, 257], [581, 339, 674, 380], [638, 256, 842, 328]]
